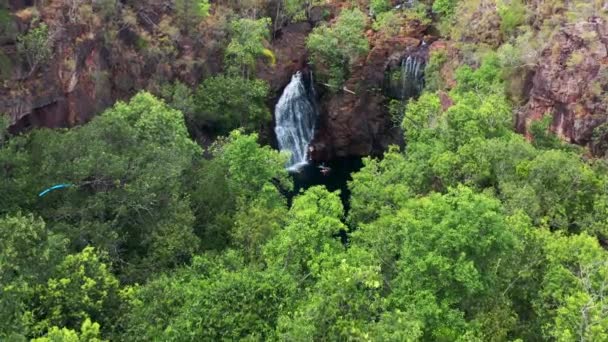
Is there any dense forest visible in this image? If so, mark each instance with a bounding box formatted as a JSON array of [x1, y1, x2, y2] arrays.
[[1, 0, 608, 341]]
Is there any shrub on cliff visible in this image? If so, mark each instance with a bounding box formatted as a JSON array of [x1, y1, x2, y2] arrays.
[[174, 0, 210, 32], [16, 22, 53, 77], [306, 8, 369, 90]]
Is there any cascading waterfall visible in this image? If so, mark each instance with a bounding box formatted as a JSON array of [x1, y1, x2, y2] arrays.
[[399, 55, 425, 101], [274, 71, 318, 170]]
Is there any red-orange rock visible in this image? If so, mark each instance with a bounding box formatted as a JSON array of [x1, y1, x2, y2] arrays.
[[518, 17, 608, 153]]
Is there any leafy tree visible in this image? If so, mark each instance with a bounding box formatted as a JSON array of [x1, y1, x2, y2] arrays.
[[174, 0, 210, 32], [194, 76, 270, 134], [263, 186, 346, 280], [372, 10, 406, 37], [500, 149, 602, 232], [424, 50, 448, 92], [432, 0, 459, 17], [348, 147, 412, 228], [529, 114, 569, 151], [31, 319, 105, 342], [186, 131, 290, 251], [17, 22, 53, 76], [122, 253, 296, 341], [497, 0, 527, 36], [232, 184, 288, 263], [307, 8, 369, 89], [0, 214, 66, 339], [536, 232, 608, 341], [277, 247, 386, 340], [381, 186, 522, 340], [160, 81, 196, 118], [224, 17, 271, 77], [33, 247, 120, 336]]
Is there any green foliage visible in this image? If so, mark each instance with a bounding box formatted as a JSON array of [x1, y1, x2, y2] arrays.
[[0, 6, 10, 29], [307, 8, 369, 89], [2, 92, 201, 283], [17, 22, 52, 76], [0, 114, 8, 145], [174, 0, 210, 31], [379, 186, 522, 339], [264, 186, 345, 279], [225, 17, 271, 77], [370, 0, 391, 15], [424, 50, 448, 92], [5, 6, 608, 337], [31, 319, 105, 342], [194, 75, 270, 134], [372, 10, 405, 37], [536, 232, 608, 341], [348, 147, 412, 227], [186, 130, 291, 251], [403, 2, 432, 25], [34, 247, 119, 336], [497, 0, 527, 36], [0, 214, 67, 338], [160, 81, 196, 117], [0, 50, 12, 80], [122, 254, 296, 341], [529, 114, 563, 150], [432, 0, 459, 17], [283, 0, 308, 20]]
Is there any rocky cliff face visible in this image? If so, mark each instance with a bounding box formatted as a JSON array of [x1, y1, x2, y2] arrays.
[[1, 1, 225, 131], [517, 17, 608, 154]]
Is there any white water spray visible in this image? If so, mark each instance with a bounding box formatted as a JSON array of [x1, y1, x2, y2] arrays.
[[274, 71, 318, 170]]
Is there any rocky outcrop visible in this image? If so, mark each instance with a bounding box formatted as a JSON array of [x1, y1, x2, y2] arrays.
[[517, 17, 608, 152], [309, 35, 424, 160]]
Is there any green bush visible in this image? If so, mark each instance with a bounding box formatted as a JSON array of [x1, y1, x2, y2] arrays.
[[424, 50, 448, 92], [498, 0, 527, 36], [432, 0, 459, 17], [174, 0, 210, 31], [370, 0, 391, 15]]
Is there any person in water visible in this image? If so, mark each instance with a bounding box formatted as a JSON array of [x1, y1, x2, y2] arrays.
[[318, 162, 331, 176]]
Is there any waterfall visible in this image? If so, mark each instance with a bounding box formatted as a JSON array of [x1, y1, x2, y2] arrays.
[[275, 71, 318, 170], [399, 55, 425, 101], [385, 55, 425, 102]]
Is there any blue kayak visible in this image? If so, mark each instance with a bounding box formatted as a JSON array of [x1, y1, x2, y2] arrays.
[[38, 184, 73, 197]]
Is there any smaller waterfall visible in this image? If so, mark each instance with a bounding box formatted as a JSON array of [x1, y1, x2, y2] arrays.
[[385, 55, 425, 102], [275, 71, 318, 170], [399, 55, 425, 101]]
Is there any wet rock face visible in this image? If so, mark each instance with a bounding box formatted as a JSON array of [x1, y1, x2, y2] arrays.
[[518, 17, 608, 151], [309, 36, 423, 161]]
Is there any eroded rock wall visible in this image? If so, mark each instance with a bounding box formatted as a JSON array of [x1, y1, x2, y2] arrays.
[[517, 17, 608, 152]]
